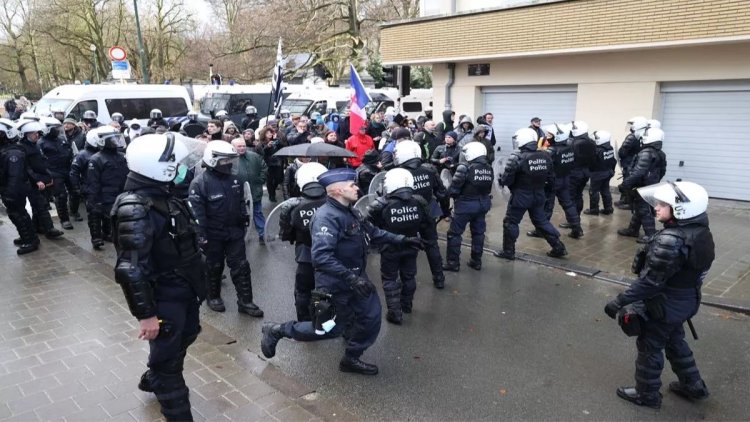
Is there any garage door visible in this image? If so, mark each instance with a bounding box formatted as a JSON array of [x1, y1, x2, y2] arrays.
[[482, 85, 578, 158], [661, 81, 750, 201]]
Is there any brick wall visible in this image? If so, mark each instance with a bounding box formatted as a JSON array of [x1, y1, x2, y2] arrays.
[[381, 0, 750, 63]]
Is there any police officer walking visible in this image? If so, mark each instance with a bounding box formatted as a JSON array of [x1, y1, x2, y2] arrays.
[[1, 119, 39, 254], [111, 133, 207, 421], [494, 128, 567, 260], [367, 168, 430, 324], [85, 126, 129, 249], [395, 140, 449, 288], [279, 162, 328, 321], [443, 142, 493, 271], [615, 116, 646, 210], [261, 168, 422, 375], [584, 130, 617, 215], [188, 141, 263, 317], [605, 181, 713, 409], [567, 120, 597, 217], [617, 127, 667, 243], [38, 117, 76, 230]]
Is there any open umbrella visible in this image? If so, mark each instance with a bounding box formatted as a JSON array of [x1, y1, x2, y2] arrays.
[[273, 142, 356, 158]]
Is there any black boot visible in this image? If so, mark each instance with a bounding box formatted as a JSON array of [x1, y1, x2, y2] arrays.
[[88, 212, 103, 247], [45, 228, 64, 239], [583, 208, 599, 215], [669, 380, 709, 401], [383, 284, 402, 324], [546, 236, 567, 258], [442, 261, 459, 272], [432, 274, 445, 289], [13, 238, 22, 245], [153, 374, 194, 421], [494, 232, 515, 260], [617, 228, 640, 238], [467, 259, 481, 271], [69, 195, 83, 221], [205, 263, 225, 312], [558, 222, 572, 229], [386, 310, 403, 325], [526, 229, 542, 238], [568, 225, 584, 239], [339, 356, 378, 375], [616, 387, 662, 409], [235, 264, 263, 317], [260, 322, 286, 358], [138, 370, 154, 393], [11, 213, 40, 255], [601, 208, 614, 215], [493, 250, 515, 260]]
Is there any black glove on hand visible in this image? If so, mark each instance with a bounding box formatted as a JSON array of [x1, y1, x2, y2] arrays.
[[403, 236, 424, 250], [351, 276, 375, 299], [604, 300, 622, 319]]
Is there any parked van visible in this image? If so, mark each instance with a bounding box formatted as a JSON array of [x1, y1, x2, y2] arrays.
[[197, 84, 300, 127], [32, 84, 192, 126], [398, 89, 433, 119]]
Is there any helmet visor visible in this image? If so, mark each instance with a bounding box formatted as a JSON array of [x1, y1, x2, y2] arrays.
[[102, 132, 126, 149], [637, 181, 689, 209], [173, 133, 207, 170]]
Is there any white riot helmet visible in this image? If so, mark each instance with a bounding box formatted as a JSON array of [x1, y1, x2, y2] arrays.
[[394, 140, 422, 165], [570, 120, 589, 137], [647, 119, 661, 129], [17, 120, 45, 137], [638, 181, 708, 220], [215, 110, 229, 121], [111, 112, 124, 123], [82, 110, 97, 121], [202, 140, 238, 174], [463, 142, 487, 161], [627, 116, 649, 139], [592, 130, 611, 146], [19, 111, 39, 121], [87, 126, 125, 149], [245, 105, 257, 115], [512, 127, 538, 149], [280, 109, 291, 119], [384, 168, 414, 195], [50, 105, 66, 121], [125, 133, 190, 182], [39, 116, 62, 136], [641, 127, 664, 145], [552, 122, 571, 143], [295, 162, 327, 190], [310, 136, 324, 144], [310, 111, 321, 121], [187, 110, 198, 120], [150, 109, 162, 119], [0, 118, 19, 139]]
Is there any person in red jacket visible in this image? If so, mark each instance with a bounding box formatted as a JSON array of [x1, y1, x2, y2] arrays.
[[345, 125, 374, 168]]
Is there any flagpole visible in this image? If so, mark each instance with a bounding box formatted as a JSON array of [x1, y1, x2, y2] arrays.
[[267, 38, 283, 121]]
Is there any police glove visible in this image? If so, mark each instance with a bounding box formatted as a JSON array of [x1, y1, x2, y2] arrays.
[[350, 276, 375, 299], [604, 300, 622, 319], [402, 236, 424, 250]]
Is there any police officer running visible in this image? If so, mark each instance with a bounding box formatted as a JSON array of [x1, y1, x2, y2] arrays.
[[1, 119, 39, 254], [111, 134, 207, 421], [279, 162, 328, 321], [261, 168, 422, 375], [584, 130, 617, 215], [188, 141, 264, 317], [367, 168, 430, 324], [605, 181, 713, 409], [444, 142, 493, 271], [494, 128, 567, 260]]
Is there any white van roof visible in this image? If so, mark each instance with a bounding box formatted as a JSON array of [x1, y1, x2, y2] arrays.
[[43, 84, 190, 99]]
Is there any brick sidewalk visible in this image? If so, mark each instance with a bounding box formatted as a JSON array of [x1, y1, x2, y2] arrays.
[[0, 217, 351, 422]]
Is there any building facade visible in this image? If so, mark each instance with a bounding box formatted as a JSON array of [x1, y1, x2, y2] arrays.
[[382, 0, 750, 200]]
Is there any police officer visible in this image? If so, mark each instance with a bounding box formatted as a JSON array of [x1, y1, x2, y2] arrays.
[[567, 120, 597, 217], [355, 149, 381, 194], [86, 126, 129, 249], [50, 105, 66, 123], [395, 140, 449, 288], [615, 116, 647, 210], [188, 141, 263, 317], [110, 112, 126, 132], [605, 181, 713, 409], [148, 109, 168, 129], [279, 162, 328, 321], [617, 127, 667, 243], [380, 127, 411, 170], [181, 110, 205, 138], [214, 110, 230, 123], [260, 168, 421, 375], [81, 110, 101, 130], [1, 119, 39, 254], [367, 168, 429, 324], [527, 123, 583, 239], [494, 128, 567, 260], [111, 134, 206, 421], [283, 157, 311, 200], [69, 128, 100, 219], [15, 120, 65, 239], [38, 117, 76, 230], [240, 105, 259, 131], [443, 142, 493, 272], [584, 130, 617, 215]]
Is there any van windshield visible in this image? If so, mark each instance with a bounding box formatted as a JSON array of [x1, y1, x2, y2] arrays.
[[33, 98, 73, 115], [201, 94, 230, 114], [280, 99, 312, 115]]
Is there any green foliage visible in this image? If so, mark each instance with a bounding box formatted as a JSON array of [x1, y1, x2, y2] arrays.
[[367, 56, 385, 88], [410, 66, 432, 89]]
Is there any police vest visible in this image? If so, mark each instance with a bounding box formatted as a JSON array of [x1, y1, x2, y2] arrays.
[[380, 197, 423, 237], [290, 197, 326, 246], [662, 224, 715, 289], [571, 135, 596, 168], [515, 150, 552, 189], [407, 165, 435, 202], [461, 162, 493, 197], [548, 143, 575, 176]]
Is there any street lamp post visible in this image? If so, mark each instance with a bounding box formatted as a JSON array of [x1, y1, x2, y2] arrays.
[[133, 0, 150, 84], [89, 44, 100, 84]]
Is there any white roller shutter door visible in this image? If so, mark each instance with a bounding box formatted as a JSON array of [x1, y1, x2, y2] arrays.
[[482, 85, 578, 159], [661, 81, 750, 201]]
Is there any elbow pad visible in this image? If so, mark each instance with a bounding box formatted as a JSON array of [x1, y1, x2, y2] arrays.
[[115, 261, 156, 319]]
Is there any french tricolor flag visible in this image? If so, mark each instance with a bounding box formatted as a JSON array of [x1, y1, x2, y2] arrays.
[[349, 64, 371, 134]]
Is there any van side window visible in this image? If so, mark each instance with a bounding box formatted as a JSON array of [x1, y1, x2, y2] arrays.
[[311, 100, 327, 115], [69, 100, 98, 120], [106, 97, 189, 120], [150, 98, 189, 117], [402, 102, 422, 113]]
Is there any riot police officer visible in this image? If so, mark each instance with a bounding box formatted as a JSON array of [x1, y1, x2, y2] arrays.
[[367, 168, 430, 324], [261, 168, 421, 375], [110, 112, 126, 132], [188, 141, 263, 317], [181, 110, 205, 138], [355, 149, 381, 194], [86, 126, 129, 249], [1, 119, 39, 254], [279, 163, 328, 321], [15, 120, 65, 239], [444, 142, 493, 271], [81, 110, 101, 130], [241, 105, 259, 131], [527, 123, 583, 239], [617, 128, 667, 243], [214, 110, 230, 123], [494, 128, 567, 260], [111, 134, 206, 421], [395, 140, 449, 288], [148, 108, 168, 129], [39, 117, 76, 230], [69, 128, 100, 220], [605, 181, 713, 409], [567, 120, 597, 217], [615, 116, 646, 209], [584, 130, 617, 215]]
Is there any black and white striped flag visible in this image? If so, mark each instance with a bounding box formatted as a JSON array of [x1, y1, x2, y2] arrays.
[[271, 38, 284, 118]]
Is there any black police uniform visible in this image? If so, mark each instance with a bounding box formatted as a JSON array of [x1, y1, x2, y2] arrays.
[[241, 116, 259, 131], [181, 120, 205, 139], [282, 161, 302, 200], [356, 150, 381, 193], [445, 156, 493, 270], [618, 142, 667, 239], [568, 132, 597, 215], [148, 117, 169, 129], [188, 168, 263, 316], [367, 188, 430, 323], [536, 139, 582, 237], [112, 173, 206, 421], [616, 133, 640, 206], [69, 142, 98, 219], [1, 138, 40, 253], [496, 144, 566, 259], [399, 157, 448, 287], [18, 137, 61, 236], [39, 129, 75, 225], [86, 147, 128, 246], [587, 142, 617, 214], [279, 182, 327, 321], [605, 212, 714, 408]]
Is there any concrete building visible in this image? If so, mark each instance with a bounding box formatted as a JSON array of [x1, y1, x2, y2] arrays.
[[381, 0, 750, 200]]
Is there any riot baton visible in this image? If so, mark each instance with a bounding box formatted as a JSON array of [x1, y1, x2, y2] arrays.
[[687, 318, 698, 340]]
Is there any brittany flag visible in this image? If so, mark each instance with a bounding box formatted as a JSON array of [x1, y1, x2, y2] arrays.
[[349, 64, 371, 134]]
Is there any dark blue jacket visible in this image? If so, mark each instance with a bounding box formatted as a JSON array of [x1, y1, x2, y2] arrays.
[[188, 168, 248, 240], [70, 146, 97, 195], [86, 149, 128, 206], [19, 138, 51, 186], [38, 132, 74, 178], [0, 143, 29, 199]]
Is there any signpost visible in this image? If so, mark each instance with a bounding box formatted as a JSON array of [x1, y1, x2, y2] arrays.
[[108, 46, 131, 81]]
